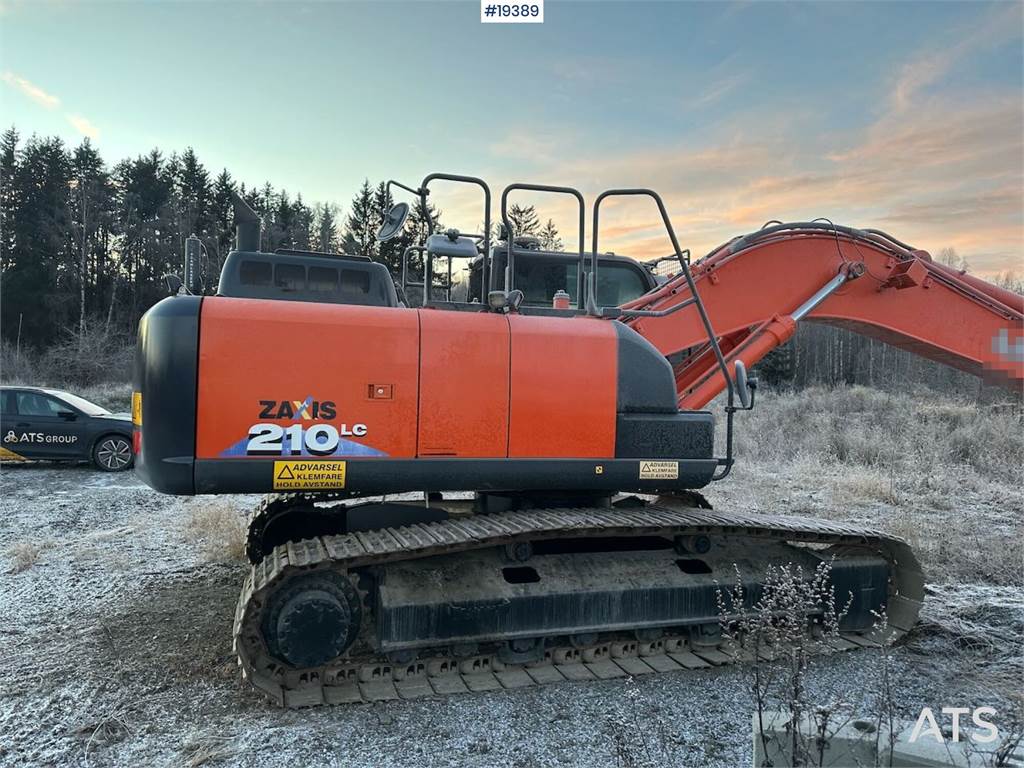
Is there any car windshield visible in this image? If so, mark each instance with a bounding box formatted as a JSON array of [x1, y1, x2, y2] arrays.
[[49, 390, 110, 416]]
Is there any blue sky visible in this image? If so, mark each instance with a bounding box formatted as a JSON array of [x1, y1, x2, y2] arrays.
[[2, 0, 1021, 274]]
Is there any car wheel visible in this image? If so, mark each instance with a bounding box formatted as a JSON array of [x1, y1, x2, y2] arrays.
[[93, 435, 133, 471]]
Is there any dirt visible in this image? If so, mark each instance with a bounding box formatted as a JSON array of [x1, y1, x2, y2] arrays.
[[1, 461, 1021, 768]]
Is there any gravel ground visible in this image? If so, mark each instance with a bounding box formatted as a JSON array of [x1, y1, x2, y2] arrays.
[[1, 462, 1021, 768]]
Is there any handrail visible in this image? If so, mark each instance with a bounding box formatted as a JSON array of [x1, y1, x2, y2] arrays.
[[499, 183, 586, 303], [418, 173, 492, 305], [591, 188, 737, 479]]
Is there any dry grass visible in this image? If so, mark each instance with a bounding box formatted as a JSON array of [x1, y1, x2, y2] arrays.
[[715, 384, 1024, 585], [181, 731, 237, 767], [733, 385, 1023, 485], [832, 466, 900, 505], [7, 541, 44, 574], [184, 504, 247, 563], [75, 382, 133, 413]]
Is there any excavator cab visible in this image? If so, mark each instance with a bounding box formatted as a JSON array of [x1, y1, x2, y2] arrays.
[[217, 249, 401, 308]]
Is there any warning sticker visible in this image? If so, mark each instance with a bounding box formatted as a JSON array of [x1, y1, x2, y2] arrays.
[[639, 460, 678, 480], [273, 460, 347, 490]]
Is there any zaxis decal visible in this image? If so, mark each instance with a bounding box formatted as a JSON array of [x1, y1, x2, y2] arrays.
[[218, 395, 385, 458], [258, 397, 336, 420]]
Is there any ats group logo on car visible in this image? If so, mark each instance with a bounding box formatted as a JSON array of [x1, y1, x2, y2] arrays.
[[219, 395, 384, 458], [4, 430, 79, 445]]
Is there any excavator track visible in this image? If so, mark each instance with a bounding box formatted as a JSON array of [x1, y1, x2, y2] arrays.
[[233, 501, 924, 707]]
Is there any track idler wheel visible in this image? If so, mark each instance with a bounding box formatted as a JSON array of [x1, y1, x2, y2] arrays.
[[503, 541, 533, 562], [261, 572, 362, 668]]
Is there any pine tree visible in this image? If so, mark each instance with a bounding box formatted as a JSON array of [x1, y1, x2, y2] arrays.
[[398, 196, 442, 287], [539, 218, 562, 251], [7, 135, 73, 345], [344, 180, 378, 259], [272, 190, 294, 250], [177, 147, 213, 241], [114, 149, 175, 326], [502, 203, 541, 239], [291, 193, 313, 250], [0, 127, 20, 273], [69, 138, 113, 338], [373, 181, 404, 273], [315, 202, 340, 253], [211, 169, 236, 264]]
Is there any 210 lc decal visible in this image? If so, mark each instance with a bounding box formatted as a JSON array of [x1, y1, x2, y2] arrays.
[[219, 395, 386, 458]]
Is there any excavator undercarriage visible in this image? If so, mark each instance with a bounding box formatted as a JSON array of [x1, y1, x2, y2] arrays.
[[134, 172, 1021, 706], [235, 493, 923, 707]]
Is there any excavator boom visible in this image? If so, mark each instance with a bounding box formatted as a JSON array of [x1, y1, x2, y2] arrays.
[[622, 224, 1024, 410]]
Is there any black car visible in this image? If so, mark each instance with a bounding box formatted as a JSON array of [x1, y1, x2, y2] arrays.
[[0, 386, 134, 471]]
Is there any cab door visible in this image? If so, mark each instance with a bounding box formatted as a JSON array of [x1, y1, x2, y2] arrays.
[[7, 391, 87, 460]]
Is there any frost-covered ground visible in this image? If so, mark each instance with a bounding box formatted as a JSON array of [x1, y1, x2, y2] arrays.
[[1, 451, 1021, 768]]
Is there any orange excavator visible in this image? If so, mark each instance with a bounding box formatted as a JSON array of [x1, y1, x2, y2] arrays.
[[134, 173, 1023, 706]]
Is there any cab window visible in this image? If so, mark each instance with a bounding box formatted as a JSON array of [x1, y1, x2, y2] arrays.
[[275, 263, 305, 291], [340, 269, 371, 298], [239, 260, 272, 286], [16, 392, 64, 417], [0, 391, 14, 415], [308, 266, 339, 293], [514, 257, 649, 307]]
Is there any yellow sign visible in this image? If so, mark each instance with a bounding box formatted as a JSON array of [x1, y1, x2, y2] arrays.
[[639, 460, 678, 480], [132, 391, 142, 426], [272, 460, 346, 490]]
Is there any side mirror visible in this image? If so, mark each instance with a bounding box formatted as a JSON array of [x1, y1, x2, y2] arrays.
[[734, 360, 758, 410], [377, 202, 410, 242], [57, 410, 77, 421]]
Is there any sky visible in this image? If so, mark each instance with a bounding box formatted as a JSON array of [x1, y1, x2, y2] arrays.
[[1, 0, 1022, 276]]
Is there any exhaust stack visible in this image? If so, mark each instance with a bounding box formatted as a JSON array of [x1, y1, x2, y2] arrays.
[[232, 193, 262, 252]]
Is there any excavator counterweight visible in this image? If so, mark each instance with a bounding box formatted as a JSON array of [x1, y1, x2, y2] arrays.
[[134, 173, 1021, 705]]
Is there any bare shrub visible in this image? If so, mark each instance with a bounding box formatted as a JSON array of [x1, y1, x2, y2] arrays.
[[185, 504, 247, 563], [38, 327, 134, 387], [718, 558, 854, 767], [0, 340, 43, 383], [7, 541, 44, 573], [1, 334, 133, 412], [1, 329, 134, 389]]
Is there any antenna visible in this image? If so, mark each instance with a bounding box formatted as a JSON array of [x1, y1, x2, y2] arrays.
[[184, 234, 202, 294]]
